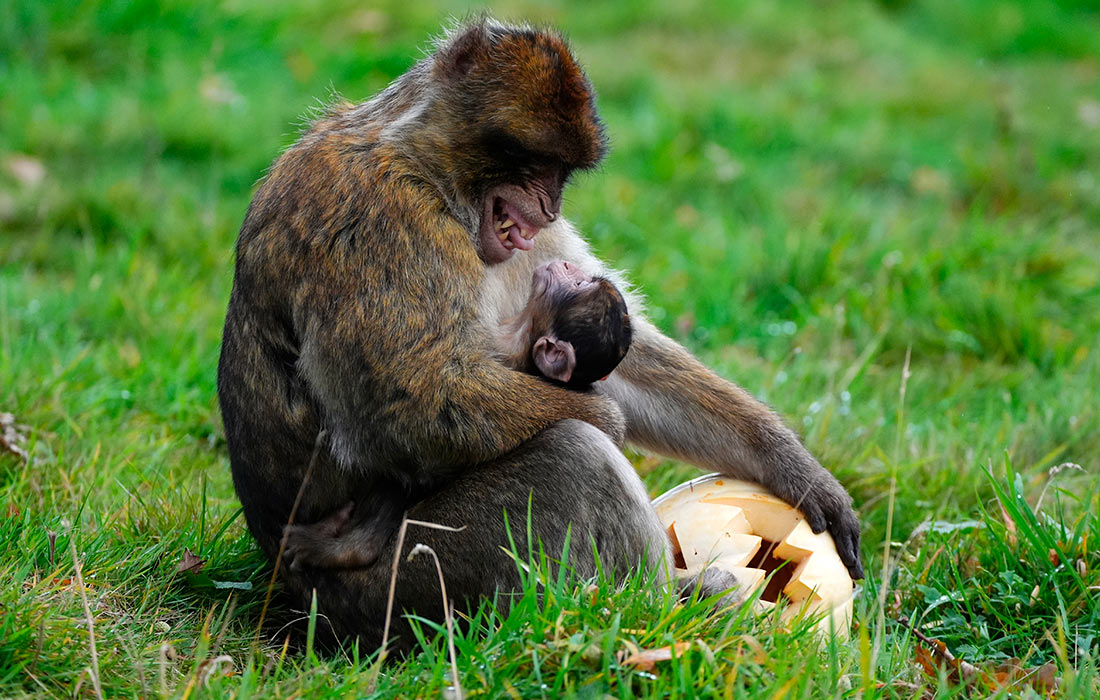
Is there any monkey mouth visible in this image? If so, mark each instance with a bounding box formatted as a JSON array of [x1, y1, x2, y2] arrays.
[[479, 184, 556, 265], [493, 197, 537, 252]]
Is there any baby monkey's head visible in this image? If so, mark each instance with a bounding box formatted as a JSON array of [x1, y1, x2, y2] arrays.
[[522, 261, 632, 388]]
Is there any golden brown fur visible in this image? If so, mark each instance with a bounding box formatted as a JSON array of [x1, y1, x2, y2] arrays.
[[218, 19, 862, 655]]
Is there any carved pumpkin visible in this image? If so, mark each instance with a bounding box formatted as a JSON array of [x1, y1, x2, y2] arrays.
[[652, 474, 854, 640]]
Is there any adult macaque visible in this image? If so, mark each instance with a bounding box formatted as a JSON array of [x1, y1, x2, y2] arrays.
[[218, 19, 862, 653], [281, 259, 634, 571]]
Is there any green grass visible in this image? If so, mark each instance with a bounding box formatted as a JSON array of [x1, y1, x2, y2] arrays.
[[2, 0, 1100, 697]]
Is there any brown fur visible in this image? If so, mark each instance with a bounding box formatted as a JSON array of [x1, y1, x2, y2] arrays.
[[219, 19, 862, 655], [219, 20, 624, 560], [281, 263, 634, 573]]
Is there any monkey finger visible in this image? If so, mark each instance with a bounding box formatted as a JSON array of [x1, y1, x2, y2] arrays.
[[281, 545, 298, 570], [803, 503, 828, 535], [831, 524, 864, 580], [842, 548, 864, 580], [847, 542, 865, 580], [281, 527, 313, 570]]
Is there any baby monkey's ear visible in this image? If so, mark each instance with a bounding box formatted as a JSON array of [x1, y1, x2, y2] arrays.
[[533, 336, 576, 384]]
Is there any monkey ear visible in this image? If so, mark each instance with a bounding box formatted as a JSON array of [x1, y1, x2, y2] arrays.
[[533, 336, 576, 384], [436, 22, 489, 79]]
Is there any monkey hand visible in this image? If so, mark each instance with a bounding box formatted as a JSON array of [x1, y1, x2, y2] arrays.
[[578, 393, 626, 445], [775, 468, 864, 581]]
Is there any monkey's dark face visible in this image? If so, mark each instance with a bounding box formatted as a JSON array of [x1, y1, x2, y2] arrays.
[[527, 261, 632, 388], [430, 22, 608, 264]]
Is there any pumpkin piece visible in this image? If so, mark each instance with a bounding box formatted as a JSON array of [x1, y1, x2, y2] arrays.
[[652, 474, 855, 640]]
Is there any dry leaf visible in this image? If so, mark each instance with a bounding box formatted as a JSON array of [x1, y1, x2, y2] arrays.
[[1032, 662, 1060, 694], [3, 155, 46, 187], [990, 659, 1060, 696], [998, 501, 1018, 548], [619, 641, 693, 672], [902, 616, 985, 688], [905, 617, 1061, 696], [913, 637, 983, 686], [1, 412, 29, 461], [176, 548, 206, 575]]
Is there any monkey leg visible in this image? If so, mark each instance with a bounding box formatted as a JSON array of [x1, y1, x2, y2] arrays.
[[289, 420, 669, 655]]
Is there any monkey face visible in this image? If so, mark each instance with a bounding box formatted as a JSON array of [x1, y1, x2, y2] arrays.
[[531, 260, 594, 299], [431, 21, 608, 264]]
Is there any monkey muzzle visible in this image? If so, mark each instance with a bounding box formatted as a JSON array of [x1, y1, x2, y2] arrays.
[[479, 183, 559, 264], [532, 260, 589, 298]]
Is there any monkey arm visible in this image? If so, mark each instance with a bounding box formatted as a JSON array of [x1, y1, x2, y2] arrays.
[[510, 223, 863, 577], [598, 318, 864, 579], [297, 313, 624, 473]]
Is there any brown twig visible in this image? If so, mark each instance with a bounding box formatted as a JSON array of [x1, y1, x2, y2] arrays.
[[70, 540, 105, 700], [254, 429, 327, 646], [375, 516, 409, 674], [408, 543, 463, 700], [897, 616, 983, 684], [368, 517, 466, 691], [896, 616, 941, 648]]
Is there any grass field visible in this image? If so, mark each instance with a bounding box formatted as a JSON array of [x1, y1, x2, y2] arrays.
[[3, 0, 1100, 697]]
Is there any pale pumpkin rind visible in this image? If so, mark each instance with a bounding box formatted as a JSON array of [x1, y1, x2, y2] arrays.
[[652, 474, 855, 640]]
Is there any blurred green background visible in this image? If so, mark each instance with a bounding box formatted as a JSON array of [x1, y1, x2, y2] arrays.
[[2, 0, 1100, 696]]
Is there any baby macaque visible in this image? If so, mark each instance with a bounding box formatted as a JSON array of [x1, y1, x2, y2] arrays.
[[282, 261, 632, 571], [494, 260, 632, 388]]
